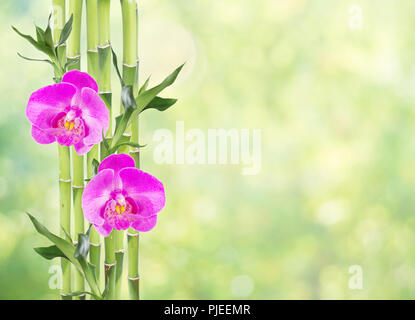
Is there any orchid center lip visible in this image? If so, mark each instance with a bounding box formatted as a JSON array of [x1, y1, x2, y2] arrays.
[[115, 204, 126, 215], [64, 120, 75, 131]]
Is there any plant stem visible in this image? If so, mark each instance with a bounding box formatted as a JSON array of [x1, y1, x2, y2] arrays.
[[113, 0, 139, 300], [86, 0, 101, 293], [104, 231, 116, 300], [97, 0, 112, 136], [58, 146, 72, 300], [126, 0, 140, 300], [68, 0, 85, 300], [52, 0, 72, 300], [67, 0, 83, 70], [98, 0, 115, 299]]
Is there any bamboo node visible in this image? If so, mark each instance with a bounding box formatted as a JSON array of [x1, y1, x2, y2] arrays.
[[67, 54, 81, 59], [123, 62, 137, 68], [98, 43, 111, 49], [59, 178, 72, 183], [115, 249, 125, 253], [72, 185, 84, 189], [127, 232, 139, 237], [128, 276, 140, 281], [90, 242, 101, 247]]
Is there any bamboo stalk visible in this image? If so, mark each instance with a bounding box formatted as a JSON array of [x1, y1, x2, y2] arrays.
[[67, 0, 85, 300], [86, 0, 101, 292], [97, 0, 115, 300], [127, 0, 140, 300], [52, 0, 72, 301], [112, 0, 139, 300]]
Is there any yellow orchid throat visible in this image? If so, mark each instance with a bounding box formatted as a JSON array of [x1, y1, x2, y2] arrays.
[[115, 204, 126, 215], [64, 120, 75, 131]]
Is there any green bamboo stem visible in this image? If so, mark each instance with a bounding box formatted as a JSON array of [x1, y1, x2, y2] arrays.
[[67, 0, 85, 300], [67, 0, 83, 70], [111, 0, 139, 300], [97, 0, 115, 299], [86, 0, 101, 292], [98, 0, 112, 136], [52, 0, 72, 300], [58, 146, 72, 300], [126, 0, 140, 300]]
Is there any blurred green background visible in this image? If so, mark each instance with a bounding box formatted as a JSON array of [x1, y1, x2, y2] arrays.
[[1, 0, 415, 299]]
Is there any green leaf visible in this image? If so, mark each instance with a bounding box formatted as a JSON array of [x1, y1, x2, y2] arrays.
[[122, 85, 137, 112], [111, 46, 124, 86], [142, 96, 178, 113], [102, 130, 110, 152], [44, 15, 54, 51], [17, 52, 54, 66], [64, 56, 80, 70], [27, 213, 81, 271], [64, 291, 102, 300], [12, 26, 54, 59], [92, 159, 100, 176], [130, 64, 184, 124], [110, 142, 146, 154], [138, 76, 150, 94], [114, 114, 123, 135], [27, 213, 102, 299], [60, 225, 73, 244], [35, 26, 45, 43], [74, 233, 90, 259], [58, 14, 73, 46], [34, 245, 68, 260]]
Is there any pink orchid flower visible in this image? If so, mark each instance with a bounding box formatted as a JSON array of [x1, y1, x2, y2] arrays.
[[82, 154, 166, 237], [26, 70, 109, 155]]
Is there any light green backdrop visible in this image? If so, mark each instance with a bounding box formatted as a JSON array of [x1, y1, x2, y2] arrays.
[[1, 0, 415, 299]]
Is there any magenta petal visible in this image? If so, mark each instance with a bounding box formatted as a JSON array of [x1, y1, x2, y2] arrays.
[[132, 215, 158, 232], [26, 83, 76, 129], [74, 140, 93, 155], [79, 88, 109, 146], [119, 168, 166, 216], [31, 126, 56, 144], [62, 70, 98, 104], [94, 222, 113, 237], [82, 169, 114, 226], [99, 154, 136, 189]]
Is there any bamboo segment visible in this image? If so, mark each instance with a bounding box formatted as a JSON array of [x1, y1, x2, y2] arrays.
[[52, 0, 72, 300], [126, 0, 140, 300], [86, 0, 101, 292], [67, 0, 85, 300], [98, 0, 115, 299], [58, 145, 72, 300], [104, 231, 116, 300], [67, 0, 83, 70]]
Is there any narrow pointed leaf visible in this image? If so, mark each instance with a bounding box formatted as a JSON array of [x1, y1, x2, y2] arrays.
[[12, 26, 54, 58], [130, 64, 184, 124], [142, 96, 178, 113], [58, 14, 73, 46], [34, 245, 68, 260], [111, 47, 124, 86]]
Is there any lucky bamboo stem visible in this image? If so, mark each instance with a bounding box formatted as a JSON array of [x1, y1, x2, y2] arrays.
[[98, 0, 115, 300], [113, 0, 139, 300], [98, 0, 112, 136], [127, 0, 140, 300], [86, 0, 101, 291], [67, 0, 85, 300], [52, 0, 72, 301]]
